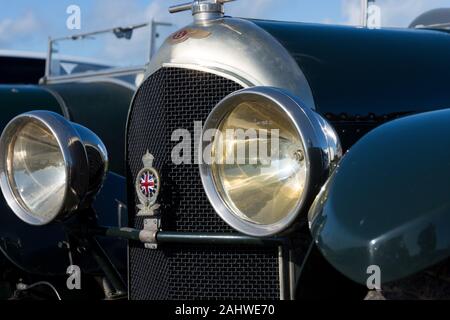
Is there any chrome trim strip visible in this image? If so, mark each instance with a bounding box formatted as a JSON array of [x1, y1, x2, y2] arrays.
[[79, 77, 139, 91], [289, 249, 296, 300], [40, 86, 71, 120], [162, 62, 254, 88], [279, 246, 285, 300], [43, 66, 146, 85]]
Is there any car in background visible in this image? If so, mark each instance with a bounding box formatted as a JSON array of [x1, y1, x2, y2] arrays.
[[409, 7, 450, 29], [0, 23, 151, 300], [0, 50, 114, 85], [0, 50, 45, 84]]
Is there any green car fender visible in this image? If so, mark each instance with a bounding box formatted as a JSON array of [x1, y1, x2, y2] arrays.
[[45, 82, 134, 175], [308, 108, 450, 285], [0, 85, 64, 124]]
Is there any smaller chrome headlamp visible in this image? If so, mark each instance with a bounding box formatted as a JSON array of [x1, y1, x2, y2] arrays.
[[200, 87, 341, 237], [0, 111, 108, 226]]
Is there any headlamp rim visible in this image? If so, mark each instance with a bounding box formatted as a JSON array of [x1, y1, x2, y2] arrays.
[[199, 86, 340, 237], [0, 111, 89, 226]]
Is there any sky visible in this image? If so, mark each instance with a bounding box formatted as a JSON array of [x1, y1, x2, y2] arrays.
[[1, 0, 449, 63]]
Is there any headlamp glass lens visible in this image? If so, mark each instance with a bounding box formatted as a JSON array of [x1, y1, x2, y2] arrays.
[[211, 100, 307, 225], [10, 121, 66, 223]]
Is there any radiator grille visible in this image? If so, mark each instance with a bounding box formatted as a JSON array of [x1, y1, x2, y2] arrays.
[[126, 67, 280, 300]]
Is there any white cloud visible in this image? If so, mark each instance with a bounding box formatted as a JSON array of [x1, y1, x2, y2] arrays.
[[377, 0, 450, 27], [87, 0, 276, 30], [379, 0, 425, 26], [342, 0, 450, 27], [342, 0, 363, 25], [0, 11, 41, 45], [86, 0, 183, 66], [3, 1, 450, 55], [321, 18, 336, 25], [86, 0, 191, 30], [88, 0, 277, 65], [65, 0, 450, 65], [0, 0, 292, 53], [227, 0, 274, 19]]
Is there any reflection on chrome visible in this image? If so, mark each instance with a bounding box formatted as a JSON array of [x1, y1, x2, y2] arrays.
[[211, 96, 307, 226], [200, 87, 342, 237], [0, 111, 108, 226], [11, 121, 66, 223]]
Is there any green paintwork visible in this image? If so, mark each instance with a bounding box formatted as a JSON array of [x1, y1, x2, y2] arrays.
[[254, 20, 450, 118], [46, 82, 134, 175], [0, 85, 63, 125], [309, 108, 450, 285]]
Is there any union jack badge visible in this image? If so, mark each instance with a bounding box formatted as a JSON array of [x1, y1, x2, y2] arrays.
[[135, 150, 160, 216]]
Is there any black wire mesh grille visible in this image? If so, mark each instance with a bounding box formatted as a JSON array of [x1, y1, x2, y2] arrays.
[[127, 67, 280, 300]]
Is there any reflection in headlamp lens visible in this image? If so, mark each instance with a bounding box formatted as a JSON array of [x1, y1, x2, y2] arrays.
[[9, 121, 66, 224], [211, 100, 306, 225]]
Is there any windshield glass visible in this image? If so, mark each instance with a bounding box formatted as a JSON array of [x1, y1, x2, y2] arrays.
[[48, 22, 177, 77]]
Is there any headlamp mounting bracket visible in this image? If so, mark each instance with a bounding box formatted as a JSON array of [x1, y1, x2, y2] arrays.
[[143, 218, 160, 249]]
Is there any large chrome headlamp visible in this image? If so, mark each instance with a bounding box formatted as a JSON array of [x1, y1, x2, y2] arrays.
[[0, 111, 108, 226], [200, 87, 341, 237]]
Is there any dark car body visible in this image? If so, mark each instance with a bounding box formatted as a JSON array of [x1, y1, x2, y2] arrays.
[[0, 54, 45, 84], [255, 20, 450, 150], [2, 1, 450, 301], [124, 16, 450, 299]]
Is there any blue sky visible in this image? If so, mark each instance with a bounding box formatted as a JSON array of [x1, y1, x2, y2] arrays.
[[1, 0, 449, 55]]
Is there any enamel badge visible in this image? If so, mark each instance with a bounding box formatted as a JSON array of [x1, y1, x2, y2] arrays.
[[136, 150, 160, 216], [170, 28, 211, 44]]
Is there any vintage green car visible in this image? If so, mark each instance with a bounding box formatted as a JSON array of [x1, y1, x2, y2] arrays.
[[1, 0, 450, 300]]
